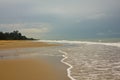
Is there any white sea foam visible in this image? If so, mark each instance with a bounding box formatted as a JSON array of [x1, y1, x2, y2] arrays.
[[37, 40, 120, 80], [59, 50, 76, 80], [38, 40, 120, 47]]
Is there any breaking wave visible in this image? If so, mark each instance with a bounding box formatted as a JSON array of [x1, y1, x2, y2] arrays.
[[38, 40, 120, 80], [38, 40, 120, 47]]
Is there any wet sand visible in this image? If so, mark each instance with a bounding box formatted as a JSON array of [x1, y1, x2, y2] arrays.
[[0, 58, 70, 80], [0, 40, 58, 50], [0, 40, 70, 80]]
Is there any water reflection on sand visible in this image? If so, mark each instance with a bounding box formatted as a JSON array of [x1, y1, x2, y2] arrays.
[[1, 42, 120, 80], [0, 46, 70, 80]]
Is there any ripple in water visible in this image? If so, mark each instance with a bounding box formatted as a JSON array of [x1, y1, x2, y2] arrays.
[[60, 44, 120, 80]]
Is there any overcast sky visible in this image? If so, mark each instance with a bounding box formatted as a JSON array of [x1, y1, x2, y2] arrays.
[[0, 0, 120, 40]]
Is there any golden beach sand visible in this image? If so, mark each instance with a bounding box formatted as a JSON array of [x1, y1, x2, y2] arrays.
[[0, 40, 70, 80], [0, 58, 59, 80], [0, 40, 58, 50]]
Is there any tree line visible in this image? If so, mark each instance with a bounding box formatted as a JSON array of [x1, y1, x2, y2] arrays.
[[0, 30, 34, 40]]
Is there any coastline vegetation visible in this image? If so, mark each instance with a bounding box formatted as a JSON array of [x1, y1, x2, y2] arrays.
[[0, 30, 34, 40]]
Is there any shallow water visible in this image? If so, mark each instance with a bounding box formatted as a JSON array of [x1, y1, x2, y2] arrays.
[[39, 40, 120, 80], [59, 43, 120, 80]]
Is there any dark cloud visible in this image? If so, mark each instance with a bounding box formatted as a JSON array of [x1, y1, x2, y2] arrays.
[[0, 0, 120, 39]]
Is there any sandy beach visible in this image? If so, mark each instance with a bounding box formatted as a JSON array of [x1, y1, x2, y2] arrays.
[[0, 40, 70, 80], [0, 40, 58, 50], [0, 58, 59, 80]]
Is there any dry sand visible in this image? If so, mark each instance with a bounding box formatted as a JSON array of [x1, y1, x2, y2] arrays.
[[0, 40, 58, 50]]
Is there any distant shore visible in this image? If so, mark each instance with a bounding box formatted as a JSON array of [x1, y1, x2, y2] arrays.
[[0, 40, 58, 50]]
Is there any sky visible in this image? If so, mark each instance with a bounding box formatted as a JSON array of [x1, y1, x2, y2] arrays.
[[0, 0, 120, 40]]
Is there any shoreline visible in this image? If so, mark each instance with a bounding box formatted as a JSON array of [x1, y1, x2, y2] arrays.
[[59, 50, 76, 80], [0, 55, 70, 80], [1, 40, 119, 80], [0, 42, 70, 80], [0, 40, 74, 80]]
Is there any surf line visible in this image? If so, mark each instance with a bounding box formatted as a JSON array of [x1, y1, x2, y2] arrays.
[[59, 50, 76, 80]]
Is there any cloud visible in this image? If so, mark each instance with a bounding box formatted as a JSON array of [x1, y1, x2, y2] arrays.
[[0, 0, 120, 39], [0, 22, 52, 38], [86, 13, 107, 20], [0, 0, 120, 20], [19, 27, 50, 38], [96, 32, 105, 36], [20, 27, 49, 34]]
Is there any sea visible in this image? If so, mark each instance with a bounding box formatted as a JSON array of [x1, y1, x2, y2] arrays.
[[38, 38, 120, 80], [1, 38, 120, 80]]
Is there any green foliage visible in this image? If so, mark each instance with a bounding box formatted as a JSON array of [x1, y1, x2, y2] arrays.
[[0, 30, 34, 40]]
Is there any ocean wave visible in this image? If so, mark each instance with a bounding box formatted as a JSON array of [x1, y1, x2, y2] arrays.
[[59, 50, 76, 80], [38, 40, 120, 47]]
